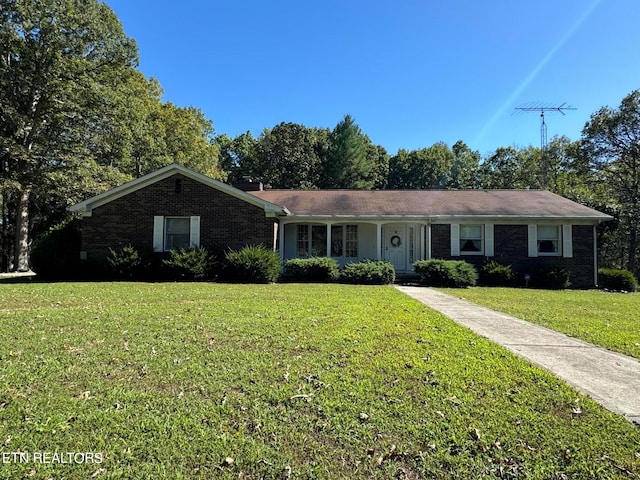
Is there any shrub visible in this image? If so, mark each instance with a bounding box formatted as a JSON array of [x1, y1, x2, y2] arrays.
[[527, 265, 571, 290], [106, 244, 151, 279], [412, 259, 477, 288], [339, 260, 396, 285], [283, 257, 340, 282], [30, 218, 81, 280], [162, 247, 215, 281], [598, 268, 638, 292], [224, 245, 281, 283], [479, 259, 515, 287]]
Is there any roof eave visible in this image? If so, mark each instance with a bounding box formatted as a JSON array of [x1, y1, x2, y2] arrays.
[[68, 163, 289, 217]]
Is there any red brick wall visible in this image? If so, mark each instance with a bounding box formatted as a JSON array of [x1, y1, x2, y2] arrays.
[[81, 174, 278, 261], [431, 223, 596, 288]]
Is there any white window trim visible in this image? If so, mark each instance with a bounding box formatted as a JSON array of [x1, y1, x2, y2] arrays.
[[562, 225, 573, 258], [297, 223, 358, 259], [451, 223, 492, 256], [485, 223, 494, 257], [450, 224, 460, 256], [152, 215, 200, 252], [529, 224, 570, 257]]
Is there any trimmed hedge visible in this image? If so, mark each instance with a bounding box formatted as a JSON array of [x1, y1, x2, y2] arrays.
[[413, 259, 477, 288], [598, 268, 638, 292], [223, 245, 281, 283], [30, 218, 82, 280], [479, 259, 515, 287], [283, 257, 340, 282], [339, 260, 396, 285]]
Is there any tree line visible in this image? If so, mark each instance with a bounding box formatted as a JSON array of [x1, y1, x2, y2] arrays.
[[1, 0, 639, 277]]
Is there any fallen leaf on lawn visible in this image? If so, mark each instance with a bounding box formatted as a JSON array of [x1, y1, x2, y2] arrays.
[[290, 393, 314, 402], [446, 396, 461, 406], [91, 468, 106, 478]]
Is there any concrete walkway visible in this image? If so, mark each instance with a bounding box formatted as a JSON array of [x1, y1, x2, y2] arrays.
[[396, 285, 640, 425]]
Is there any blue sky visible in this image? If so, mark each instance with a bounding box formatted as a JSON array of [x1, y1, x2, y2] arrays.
[[105, 0, 639, 157]]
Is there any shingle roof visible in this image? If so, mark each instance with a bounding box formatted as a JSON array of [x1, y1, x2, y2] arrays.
[[250, 189, 611, 221]]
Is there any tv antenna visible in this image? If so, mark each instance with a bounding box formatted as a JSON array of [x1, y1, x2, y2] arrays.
[[514, 102, 576, 151], [514, 102, 576, 189]]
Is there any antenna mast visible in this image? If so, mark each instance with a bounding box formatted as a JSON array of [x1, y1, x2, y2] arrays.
[[514, 102, 576, 188], [514, 102, 576, 151]]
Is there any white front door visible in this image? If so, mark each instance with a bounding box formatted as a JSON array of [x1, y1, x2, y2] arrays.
[[384, 224, 406, 272]]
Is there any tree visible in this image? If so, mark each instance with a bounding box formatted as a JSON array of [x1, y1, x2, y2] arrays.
[[478, 146, 540, 189], [367, 143, 390, 190], [150, 102, 222, 179], [249, 123, 324, 189], [95, 73, 222, 180], [216, 131, 262, 184], [388, 143, 454, 189], [581, 90, 640, 276], [449, 141, 481, 189], [0, 0, 138, 271], [322, 115, 375, 189]]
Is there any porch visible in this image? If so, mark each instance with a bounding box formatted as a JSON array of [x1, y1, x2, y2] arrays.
[[278, 220, 429, 274]]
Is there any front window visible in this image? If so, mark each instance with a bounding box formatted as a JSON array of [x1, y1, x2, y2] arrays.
[[331, 226, 343, 257], [538, 225, 560, 255], [408, 226, 415, 264], [311, 225, 327, 257], [460, 225, 483, 254], [165, 217, 190, 251], [297, 225, 309, 257], [346, 225, 358, 258], [296, 224, 358, 258]]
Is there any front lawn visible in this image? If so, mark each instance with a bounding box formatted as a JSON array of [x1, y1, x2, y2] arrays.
[[438, 287, 640, 360], [0, 283, 639, 479]]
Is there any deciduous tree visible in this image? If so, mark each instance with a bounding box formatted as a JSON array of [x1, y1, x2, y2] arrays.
[[581, 90, 640, 275], [0, 0, 138, 270]]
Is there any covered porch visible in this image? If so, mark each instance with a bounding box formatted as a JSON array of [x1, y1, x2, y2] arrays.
[[278, 219, 430, 274]]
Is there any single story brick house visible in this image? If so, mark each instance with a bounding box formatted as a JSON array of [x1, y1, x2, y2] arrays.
[[69, 163, 612, 287]]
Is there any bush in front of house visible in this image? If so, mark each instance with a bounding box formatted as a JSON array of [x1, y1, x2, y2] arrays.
[[283, 257, 340, 282], [527, 265, 571, 290], [162, 247, 216, 281], [106, 244, 152, 279], [598, 268, 638, 292], [30, 218, 82, 280], [223, 245, 281, 283], [339, 260, 396, 285], [413, 259, 477, 288], [479, 259, 515, 287]]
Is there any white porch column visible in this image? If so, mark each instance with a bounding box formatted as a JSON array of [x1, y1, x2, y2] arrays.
[[420, 224, 426, 260], [279, 222, 286, 263], [326, 222, 332, 258], [376, 223, 382, 260]]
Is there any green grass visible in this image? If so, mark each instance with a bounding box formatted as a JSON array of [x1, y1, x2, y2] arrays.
[[438, 287, 640, 360], [0, 282, 639, 479]]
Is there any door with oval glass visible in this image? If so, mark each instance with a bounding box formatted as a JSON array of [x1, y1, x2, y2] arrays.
[[384, 224, 406, 272]]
